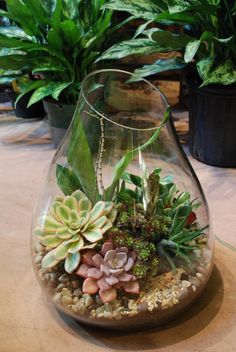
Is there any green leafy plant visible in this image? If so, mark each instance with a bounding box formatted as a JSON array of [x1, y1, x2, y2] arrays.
[[100, 0, 236, 86], [0, 0, 132, 105]]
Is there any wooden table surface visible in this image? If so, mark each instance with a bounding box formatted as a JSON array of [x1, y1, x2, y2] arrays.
[[1, 117, 236, 352]]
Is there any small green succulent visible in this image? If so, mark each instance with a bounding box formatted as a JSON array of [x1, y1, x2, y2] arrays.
[[34, 190, 116, 273]]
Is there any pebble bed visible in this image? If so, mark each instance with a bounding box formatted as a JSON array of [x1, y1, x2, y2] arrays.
[[33, 242, 212, 321]]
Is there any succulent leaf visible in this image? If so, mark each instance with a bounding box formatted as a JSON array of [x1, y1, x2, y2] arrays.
[[42, 235, 63, 248], [56, 227, 71, 239], [68, 237, 84, 254], [83, 228, 103, 243], [63, 195, 78, 210], [65, 252, 81, 274], [53, 242, 71, 260], [89, 201, 106, 224], [42, 250, 60, 269], [78, 197, 92, 212], [35, 192, 116, 273], [55, 205, 71, 223], [72, 189, 86, 202], [40, 215, 61, 233]]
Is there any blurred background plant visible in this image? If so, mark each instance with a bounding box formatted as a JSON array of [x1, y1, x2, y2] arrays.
[[0, 0, 133, 107], [100, 0, 236, 86]]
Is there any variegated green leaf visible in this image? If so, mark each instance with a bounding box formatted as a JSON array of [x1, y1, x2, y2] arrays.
[[33, 227, 44, 239], [90, 215, 107, 229], [68, 237, 84, 254], [100, 219, 113, 234], [63, 195, 78, 211], [78, 198, 92, 212], [55, 205, 71, 222], [64, 252, 81, 274], [83, 228, 103, 243], [89, 201, 105, 224], [56, 227, 72, 240], [42, 250, 60, 269], [53, 242, 71, 260], [40, 215, 61, 233], [72, 190, 87, 202], [42, 235, 63, 248]]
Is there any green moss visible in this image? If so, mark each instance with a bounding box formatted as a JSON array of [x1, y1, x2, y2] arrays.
[[133, 262, 148, 279]]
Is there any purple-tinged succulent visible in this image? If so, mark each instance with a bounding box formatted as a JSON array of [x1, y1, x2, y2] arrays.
[[76, 241, 139, 303]]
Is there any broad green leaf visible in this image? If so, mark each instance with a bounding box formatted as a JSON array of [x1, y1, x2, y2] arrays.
[[104, 0, 167, 20], [201, 60, 236, 86], [6, 0, 41, 36], [133, 20, 153, 39], [155, 10, 199, 24], [61, 19, 81, 46], [131, 58, 186, 81], [27, 82, 71, 106], [67, 111, 99, 203], [47, 0, 63, 50], [0, 26, 33, 41], [0, 54, 29, 70], [64, 252, 81, 273], [105, 107, 170, 201], [56, 164, 82, 196], [184, 40, 201, 63], [184, 32, 214, 63], [97, 39, 159, 62], [152, 30, 193, 51], [15, 79, 46, 106], [32, 63, 64, 74], [24, 0, 49, 25], [197, 58, 214, 81]]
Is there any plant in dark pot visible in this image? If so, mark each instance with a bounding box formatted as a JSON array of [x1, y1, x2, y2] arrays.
[[99, 0, 236, 167], [0, 0, 133, 146]]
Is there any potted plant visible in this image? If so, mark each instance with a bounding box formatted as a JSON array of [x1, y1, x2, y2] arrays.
[[31, 69, 213, 329], [0, 0, 133, 146], [98, 0, 236, 167]]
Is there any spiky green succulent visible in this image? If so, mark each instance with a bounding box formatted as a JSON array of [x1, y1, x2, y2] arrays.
[[34, 190, 117, 273]]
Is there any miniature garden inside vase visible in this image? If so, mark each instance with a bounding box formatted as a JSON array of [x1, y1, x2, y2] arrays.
[[31, 69, 213, 329]]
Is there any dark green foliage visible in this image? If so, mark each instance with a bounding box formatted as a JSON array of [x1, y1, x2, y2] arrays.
[[102, 0, 236, 86], [56, 164, 82, 196], [0, 0, 132, 105], [111, 166, 207, 274]]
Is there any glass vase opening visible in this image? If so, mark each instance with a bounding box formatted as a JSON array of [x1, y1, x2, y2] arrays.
[[31, 69, 213, 330]]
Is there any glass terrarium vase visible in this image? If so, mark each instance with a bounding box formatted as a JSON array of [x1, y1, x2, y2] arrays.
[[31, 69, 213, 330]]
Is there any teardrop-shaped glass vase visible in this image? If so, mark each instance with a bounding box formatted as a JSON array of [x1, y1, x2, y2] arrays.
[[31, 69, 213, 330]]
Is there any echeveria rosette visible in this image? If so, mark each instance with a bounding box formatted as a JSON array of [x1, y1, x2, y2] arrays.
[[34, 190, 117, 273], [76, 241, 140, 303]]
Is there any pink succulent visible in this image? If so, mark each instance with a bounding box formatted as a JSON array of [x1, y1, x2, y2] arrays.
[[76, 241, 139, 303]]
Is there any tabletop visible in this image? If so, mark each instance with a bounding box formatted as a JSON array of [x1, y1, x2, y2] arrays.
[[0, 117, 236, 352]]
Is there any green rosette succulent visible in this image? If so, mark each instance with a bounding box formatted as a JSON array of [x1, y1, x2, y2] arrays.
[[34, 190, 117, 273]]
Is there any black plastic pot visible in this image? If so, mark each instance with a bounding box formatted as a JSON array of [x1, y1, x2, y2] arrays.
[[189, 84, 236, 167], [7, 91, 46, 119], [43, 100, 76, 147]]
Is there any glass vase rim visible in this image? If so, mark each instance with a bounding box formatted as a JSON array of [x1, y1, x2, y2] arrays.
[[80, 68, 170, 132]]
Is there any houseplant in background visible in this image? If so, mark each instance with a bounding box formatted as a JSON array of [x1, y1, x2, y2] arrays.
[[99, 0, 236, 167], [0, 0, 133, 146]]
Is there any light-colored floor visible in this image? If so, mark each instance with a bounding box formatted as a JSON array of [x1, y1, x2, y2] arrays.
[[0, 117, 236, 352]]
